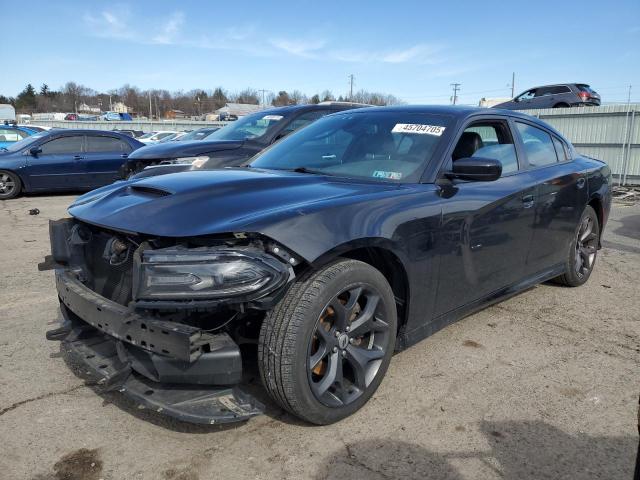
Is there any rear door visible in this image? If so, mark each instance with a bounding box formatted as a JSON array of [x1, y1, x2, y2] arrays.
[[513, 121, 587, 274], [81, 135, 132, 187], [25, 135, 84, 190], [435, 117, 538, 316]]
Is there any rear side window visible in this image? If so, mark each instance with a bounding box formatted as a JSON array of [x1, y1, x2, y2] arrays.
[[86, 135, 129, 153], [552, 136, 569, 162], [40, 136, 84, 155], [515, 122, 558, 168]]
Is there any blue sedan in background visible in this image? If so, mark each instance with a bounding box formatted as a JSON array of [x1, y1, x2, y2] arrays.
[[0, 124, 39, 149], [0, 129, 144, 199]]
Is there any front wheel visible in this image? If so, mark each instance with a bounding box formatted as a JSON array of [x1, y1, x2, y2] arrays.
[[0, 171, 21, 199], [258, 259, 397, 425], [554, 205, 600, 286]]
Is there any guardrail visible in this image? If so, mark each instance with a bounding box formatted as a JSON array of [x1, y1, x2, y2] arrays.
[[29, 119, 231, 133], [521, 104, 640, 185]]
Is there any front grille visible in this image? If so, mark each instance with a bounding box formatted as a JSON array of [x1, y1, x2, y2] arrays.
[[84, 231, 135, 306]]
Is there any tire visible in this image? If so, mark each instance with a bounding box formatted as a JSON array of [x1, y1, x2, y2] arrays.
[[0, 170, 22, 200], [554, 205, 600, 287], [258, 259, 397, 425]]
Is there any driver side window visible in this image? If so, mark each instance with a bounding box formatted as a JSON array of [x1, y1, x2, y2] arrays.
[[40, 136, 83, 155], [518, 89, 536, 101], [452, 122, 519, 176]]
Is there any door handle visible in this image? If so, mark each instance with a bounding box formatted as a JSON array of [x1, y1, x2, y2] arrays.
[[522, 194, 535, 208], [73, 155, 83, 160], [576, 178, 586, 189], [121, 153, 128, 158]]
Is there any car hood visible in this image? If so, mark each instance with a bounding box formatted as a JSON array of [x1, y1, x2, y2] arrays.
[[128, 140, 244, 160], [69, 168, 402, 238]]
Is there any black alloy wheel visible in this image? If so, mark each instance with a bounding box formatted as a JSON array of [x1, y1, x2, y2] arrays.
[[307, 285, 390, 408], [258, 259, 397, 425]]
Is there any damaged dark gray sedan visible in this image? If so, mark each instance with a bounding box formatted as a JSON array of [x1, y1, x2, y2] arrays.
[[44, 106, 612, 425]]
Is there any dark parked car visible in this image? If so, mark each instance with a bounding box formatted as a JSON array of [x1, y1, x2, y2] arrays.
[[178, 127, 219, 141], [45, 106, 611, 425], [493, 83, 601, 110], [120, 102, 367, 178], [0, 130, 143, 199]]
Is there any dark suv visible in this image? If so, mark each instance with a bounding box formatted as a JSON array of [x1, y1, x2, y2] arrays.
[[121, 102, 367, 179], [493, 83, 600, 110]]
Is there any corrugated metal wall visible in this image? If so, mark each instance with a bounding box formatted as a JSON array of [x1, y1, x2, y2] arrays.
[[521, 104, 640, 185]]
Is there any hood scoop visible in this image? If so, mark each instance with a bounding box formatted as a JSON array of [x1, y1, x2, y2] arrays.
[[128, 185, 173, 197]]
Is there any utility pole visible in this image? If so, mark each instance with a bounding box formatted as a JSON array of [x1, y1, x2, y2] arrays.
[[109, 94, 113, 111], [511, 72, 515, 98], [258, 89, 268, 109], [348, 74, 354, 101], [627, 85, 632, 104], [450, 83, 461, 105]]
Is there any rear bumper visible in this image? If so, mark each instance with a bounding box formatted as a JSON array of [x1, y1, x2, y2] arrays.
[[49, 269, 264, 424]]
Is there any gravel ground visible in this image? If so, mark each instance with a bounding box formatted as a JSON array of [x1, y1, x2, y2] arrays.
[[0, 193, 638, 480]]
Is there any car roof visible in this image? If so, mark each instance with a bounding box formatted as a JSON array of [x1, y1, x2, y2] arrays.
[[337, 104, 565, 135], [39, 129, 142, 141], [248, 102, 366, 117]]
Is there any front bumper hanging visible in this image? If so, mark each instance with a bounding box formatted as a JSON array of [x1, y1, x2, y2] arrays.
[[49, 270, 264, 425]]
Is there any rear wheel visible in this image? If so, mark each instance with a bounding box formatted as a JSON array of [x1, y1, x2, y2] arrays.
[[0, 171, 21, 199], [554, 205, 599, 286], [258, 259, 397, 424]]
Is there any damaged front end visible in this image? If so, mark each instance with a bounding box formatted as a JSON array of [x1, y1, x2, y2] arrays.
[[44, 218, 297, 424]]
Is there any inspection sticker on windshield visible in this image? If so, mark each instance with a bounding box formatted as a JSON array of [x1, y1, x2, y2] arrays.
[[373, 170, 402, 180], [392, 124, 445, 136], [262, 115, 283, 121]]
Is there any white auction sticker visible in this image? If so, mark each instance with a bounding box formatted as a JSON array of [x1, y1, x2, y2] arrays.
[[262, 115, 283, 121], [392, 124, 445, 136]]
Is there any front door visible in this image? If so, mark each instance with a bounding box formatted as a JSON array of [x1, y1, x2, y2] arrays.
[[434, 119, 537, 316], [25, 135, 84, 190]]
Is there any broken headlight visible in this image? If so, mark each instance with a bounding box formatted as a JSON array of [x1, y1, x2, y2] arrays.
[[133, 247, 290, 301]]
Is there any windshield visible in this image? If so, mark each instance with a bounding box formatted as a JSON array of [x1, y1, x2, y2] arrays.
[[2, 131, 48, 152], [206, 111, 285, 142], [250, 111, 451, 183]]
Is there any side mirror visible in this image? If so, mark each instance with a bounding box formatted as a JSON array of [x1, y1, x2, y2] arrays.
[[29, 146, 42, 156], [446, 157, 502, 182]]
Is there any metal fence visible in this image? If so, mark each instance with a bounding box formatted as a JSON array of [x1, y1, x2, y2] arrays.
[[521, 104, 640, 185], [30, 119, 230, 133]]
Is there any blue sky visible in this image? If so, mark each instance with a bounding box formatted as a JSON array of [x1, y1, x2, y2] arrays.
[[2, 0, 639, 104]]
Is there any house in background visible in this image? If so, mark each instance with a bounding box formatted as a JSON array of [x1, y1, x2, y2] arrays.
[[112, 102, 129, 113], [165, 109, 188, 120], [205, 103, 263, 120]]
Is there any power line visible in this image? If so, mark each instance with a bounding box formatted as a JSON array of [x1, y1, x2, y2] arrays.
[[450, 83, 461, 105]]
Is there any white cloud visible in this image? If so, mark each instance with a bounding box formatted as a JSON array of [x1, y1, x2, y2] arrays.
[[152, 12, 185, 45], [269, 38, 327, 57]]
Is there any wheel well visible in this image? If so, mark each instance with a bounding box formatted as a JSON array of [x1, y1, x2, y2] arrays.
[[339, 247, 409, 335], [588, 197, 604, 246], [0, 169, 22, 188]]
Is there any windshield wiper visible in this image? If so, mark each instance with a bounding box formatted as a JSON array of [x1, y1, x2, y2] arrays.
[[291, 167, 330, 175], [0, 147, 7, 152]]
